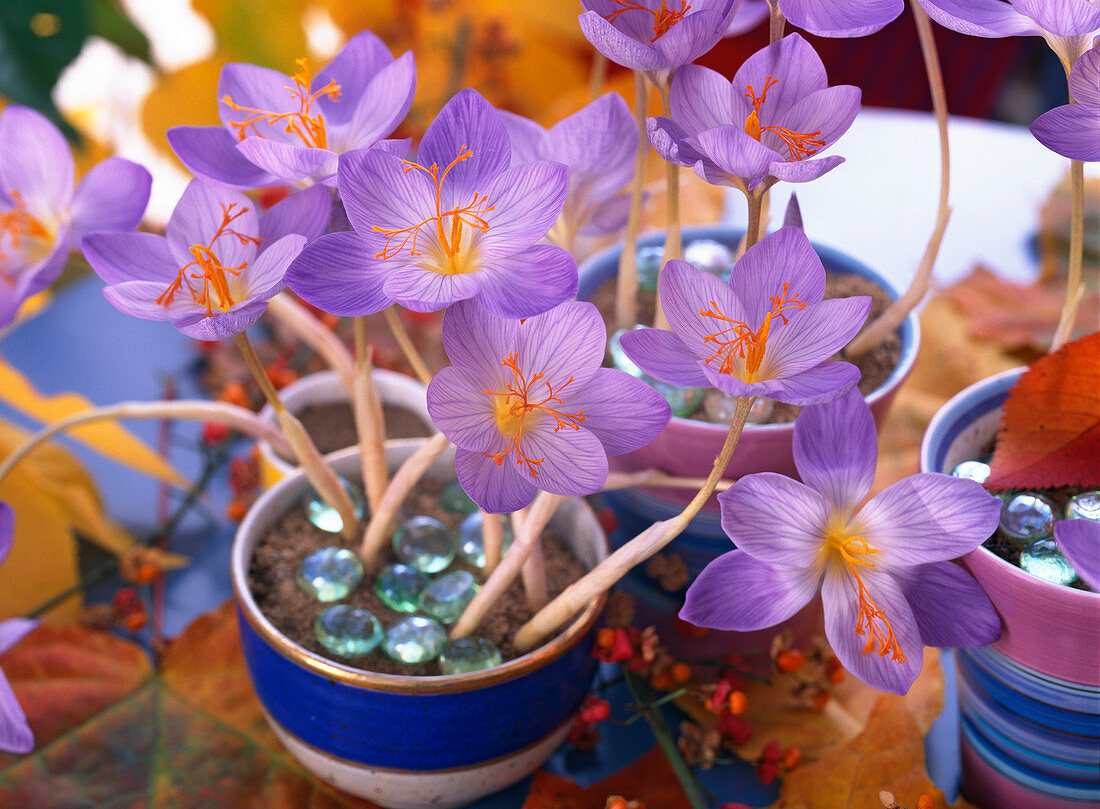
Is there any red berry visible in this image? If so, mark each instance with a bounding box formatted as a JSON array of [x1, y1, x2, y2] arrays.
[[202, 422, 230, 445]]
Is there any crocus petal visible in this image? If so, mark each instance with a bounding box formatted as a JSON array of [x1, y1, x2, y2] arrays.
[[440, 297, 519, 377], [0, 501, 12, 563], [851, 474, 1002, 566], [718, 472, 831, 567], [235, 137, 336, 185], [166, 126, 280, 189], [1029, 105, 1100, 162], [0, 618, 37, 655], [499, 111, 545, 165], [915, 0, 1039, 37], [1016, 0, 1100, 37], [681, 551, 820, 631], [382, 264, 479, 312], [896, 563, 1001, 647], [653, 7, 734, 69], [1069, 45, 1100, 107], [314, 30, 398, 126], [733, 34, 828, 117], [333, 51, 417, 151], [822, 566, 924, 695], [659, 258, 752, 365], [546, 93, 636, 187], [758, 296, 870, 379], [774, 85, 861, 151], [173, 300, 268, 340], [338, 147, 437, 237], [69, 158, 151, 242], [780, 0, 904, 37], [455, 448, 537, 514], [769, 155, 845, 183], [284, 231, 393, 316], [618, 327, 712, 388], [373, 137, 412, 158], [82, 232, 178, 285], [648, 117, 708, 167], [578, 11, 668, 72], [478, 161, 568, 257], [719, 359, 859, 405], [417, 89, 511, 208], [240, 234, 305, 301], [695, 125, 780, 184], [670, 64, 736, 134], [475, 244, 578, 319], [218, 63, 301, 134], [578, 194, 632, 236], [516, 300, 606, 387], [731, 226, 826, 320], [102, 280, 203, 321], [794, 387, 878, 513], [166, 181, 258, 270], [567, 368, 671, 455], [1055, 519, 1100, 590], [0, 106, 73, 214], [258, 185, 332, 245], [426, 366, 499, 453], [0, 671, 33, 754], [518, 423, 609, 497]]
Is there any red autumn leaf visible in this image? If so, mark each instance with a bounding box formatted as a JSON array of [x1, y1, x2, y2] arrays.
[[523, 747, 694, 809], [986, 331, 1100, 490]]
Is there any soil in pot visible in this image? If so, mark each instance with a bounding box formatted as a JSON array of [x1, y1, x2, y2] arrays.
[[289, 402, 432, 456], [590, 272, 901, 425], [248, 478, 588, 675]]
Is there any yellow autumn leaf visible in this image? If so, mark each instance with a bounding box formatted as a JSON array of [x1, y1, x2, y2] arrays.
[[142, 58, 224, 165], [0, 356, 186, 488], [192, 0, 310, 66]]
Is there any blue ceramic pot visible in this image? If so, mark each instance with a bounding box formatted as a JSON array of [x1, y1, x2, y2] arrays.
[[920, 368, 1100, 809], [231, 445, 607, 809]]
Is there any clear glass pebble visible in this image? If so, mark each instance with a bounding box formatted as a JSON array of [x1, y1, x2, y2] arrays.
[[439, 637, 502, 674], [1020, 539, 1079, 587], [305, 477, 366, 534], [314, 605, 383, 657], [382, 615, 447, 664], [1000, 493, 1057, 541], [458, 512, 515, 568], [746, 398, 774, 424], [609, 327, 704, 417], [683, 239, 733, 280], [951, 460, 992, 484], [374, 563, 429, 612], [392, 516, 455, 573], [1066, 491, 1100, 521], [702, 389, 739, 423], [635, 245, 664, 291], [296, 547, 364, 602], [419, 570, 479, 624], [440, 481, 478, 517]]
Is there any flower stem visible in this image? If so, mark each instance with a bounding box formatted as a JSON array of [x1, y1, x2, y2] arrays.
[[745, 188, 765, 250], [1051, 158, 1085, 351], [483, 510, 505, 574], [623, 669, 709, 809], [768, 0, 786, 43], [382, 306, 433, 385], [353, 317, 388, 513], [589, 52, 608, 101], [514, 398, 755, 651], [521, 531, 549, 611], [616, 71, 649, 332], [265, 292, 355, 385], [654, 74, 680, 330], [234, 332, 358, 540], [847, 0, 951, 357]]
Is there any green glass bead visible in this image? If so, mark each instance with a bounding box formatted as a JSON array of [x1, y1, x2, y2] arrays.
[[374, 563, 429, 613], [392, 516, 455, 573], [418, 571, 479, 624], [382, 616, 448, 664], [457, 512, 515, 568], [440, 481, 478, 517], [1020, 539, 1079, 587], [305, 477, 366, 534], [296, 547, 364, 602], [314, 605, 383, 657], [439, 637, 502, 674]]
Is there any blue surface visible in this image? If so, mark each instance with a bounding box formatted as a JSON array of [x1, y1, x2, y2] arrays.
[[2, 275, 963, 807]]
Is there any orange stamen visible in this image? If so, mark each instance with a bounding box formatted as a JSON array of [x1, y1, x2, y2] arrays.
[[371, 145, 495, 273], [222, 58, 340, 150], [744, 75, 826, 162], [483, 353, 585, 477], [607, 0, 692, 42], [831, 534, 906, 663], [698, 283, 806, 382], [0, 190, 52, 281], [155, 203, 263, 317]]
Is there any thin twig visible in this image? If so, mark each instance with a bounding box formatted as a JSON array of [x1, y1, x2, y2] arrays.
[[265, 292, 355, 386], [353, 317, 387, 512], [483, 510, 505, 575], [1051, 159, 1085, 351], [616, 71, 649, 332], [654, 74, 679, 330], [382, 306, 433, 385]]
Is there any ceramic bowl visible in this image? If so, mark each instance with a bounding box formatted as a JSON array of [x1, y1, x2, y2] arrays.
[[232, 444, 608, 809]]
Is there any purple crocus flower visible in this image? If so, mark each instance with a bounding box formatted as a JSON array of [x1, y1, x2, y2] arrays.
[[427, 299, 671, 513], [83, 180, 329, 340], [500, 93, 638, 249], [0, 501, 38, 754], [167, 30, 416, 189], [778, 0, 904, 37], [682, 389, 1002, 694], [0, 105, 150, 330], [648, 34, 860, 192], [1055, 518, 1100, 590], [579, 0, 742, 73], [620, 227, 870, 405], [1030, 44, 1100, 162], [286, 89, 578, 318], [917, 0, 1100, 66]]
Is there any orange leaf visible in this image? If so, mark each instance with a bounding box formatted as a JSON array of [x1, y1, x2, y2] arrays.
[[524, 747, 693, 809], [986, 331, 1100, 490]]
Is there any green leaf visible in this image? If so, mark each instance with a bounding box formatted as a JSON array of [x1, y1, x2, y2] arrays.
[[85, 0, 151, 65], [0, 0, 88, 142]]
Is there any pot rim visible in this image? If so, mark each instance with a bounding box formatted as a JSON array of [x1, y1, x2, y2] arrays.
[[577, 224, 921, 432], [231, 445, 609, 695], [920, 366, 1100, 605]]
